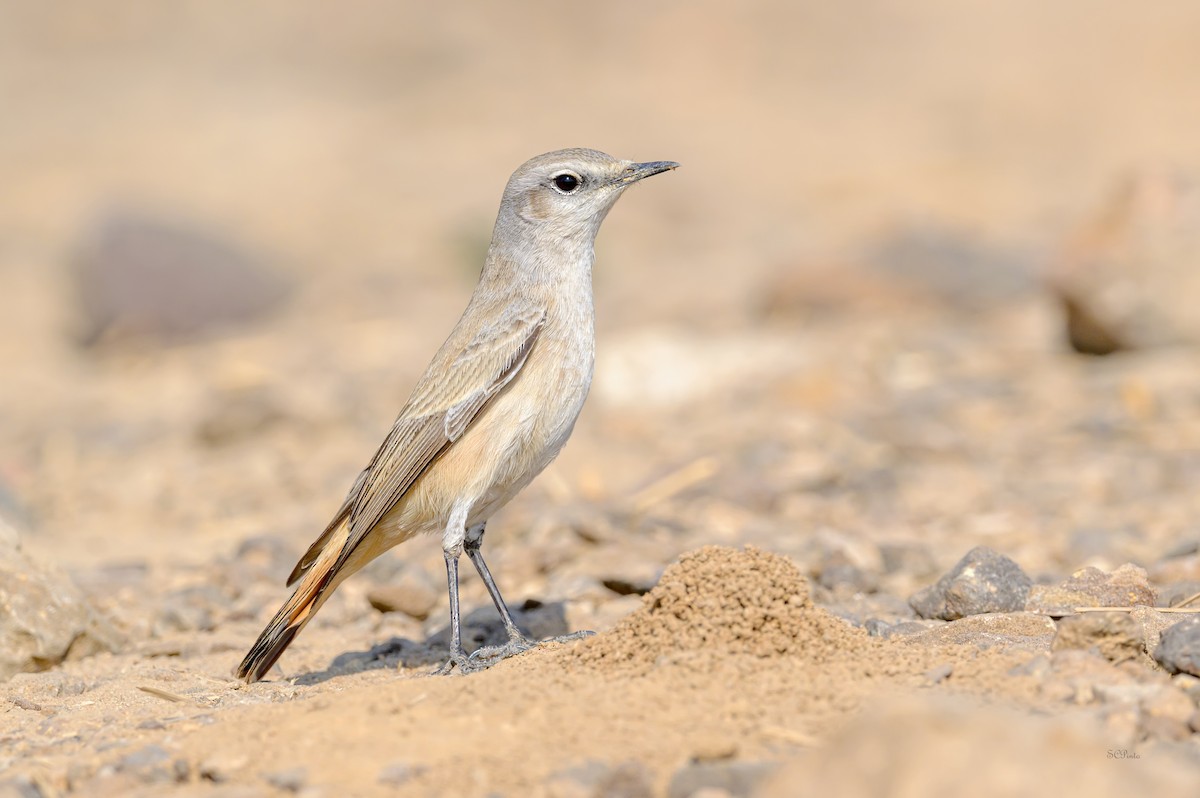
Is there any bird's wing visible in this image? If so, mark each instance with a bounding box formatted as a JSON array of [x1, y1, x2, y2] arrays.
[[301, 304, 546, 580]]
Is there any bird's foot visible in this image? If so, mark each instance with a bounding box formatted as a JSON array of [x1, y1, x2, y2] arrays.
[[432, 647, 487, 676], [467, 634, 535, 666], [469, 629, 595, 667]]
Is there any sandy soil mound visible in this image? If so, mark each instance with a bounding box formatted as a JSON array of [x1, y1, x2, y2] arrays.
[[580, 545, 870, 667]]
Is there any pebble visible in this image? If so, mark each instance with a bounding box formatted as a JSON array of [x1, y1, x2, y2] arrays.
[[1154, 615, 1200, 676], [909, 546, 1031, 620], [1051, 612, 1144, 664], [601, 571, 661, 596]]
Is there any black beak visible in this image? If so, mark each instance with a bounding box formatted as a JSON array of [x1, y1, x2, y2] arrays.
[[614, 160, 680, 185]]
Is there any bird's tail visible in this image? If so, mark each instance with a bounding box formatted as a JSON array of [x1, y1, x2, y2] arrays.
[[236, 518, 351, 683]]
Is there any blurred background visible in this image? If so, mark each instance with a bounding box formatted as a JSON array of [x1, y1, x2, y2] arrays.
[[3, 0, 1200, 637]]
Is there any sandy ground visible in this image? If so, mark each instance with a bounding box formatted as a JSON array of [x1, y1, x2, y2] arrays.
[[4, 2, 1200, 796]]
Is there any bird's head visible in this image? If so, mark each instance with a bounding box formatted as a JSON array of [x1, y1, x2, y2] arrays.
[[495, 148, 678, 245]]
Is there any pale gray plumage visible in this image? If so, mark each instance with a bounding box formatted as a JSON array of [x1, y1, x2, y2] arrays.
[[238, 148, 677, 682]]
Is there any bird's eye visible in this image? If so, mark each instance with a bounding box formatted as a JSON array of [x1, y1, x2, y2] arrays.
[[552, 173, 580, 193]]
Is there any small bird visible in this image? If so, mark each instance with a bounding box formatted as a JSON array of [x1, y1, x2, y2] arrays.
[[237, 148, 678, 682]]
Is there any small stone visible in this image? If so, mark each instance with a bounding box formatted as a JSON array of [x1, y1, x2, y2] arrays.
[[666, 761, 779, 798], [1154, 616, 1200, 676], [863, 619, 890, 637], [1051, 612, 1144, 664], [263, 767, 307, 793], [1189, 709, 1200, 734], [601, 570, 661, 597], [1026, 564, 1156, 614], [909, 546, 1031, 620], [366, 567, 440, 621]]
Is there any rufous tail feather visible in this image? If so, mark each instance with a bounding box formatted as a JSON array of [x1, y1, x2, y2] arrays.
[[236, 520, 349, 683]]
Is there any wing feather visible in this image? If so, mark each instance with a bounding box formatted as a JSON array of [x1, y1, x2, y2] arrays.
[[315, 307, 546, 578], [284, 303, 546, 588]]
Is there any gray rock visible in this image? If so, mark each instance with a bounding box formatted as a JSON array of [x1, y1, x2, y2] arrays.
[[1154, 615, 1200, 676], [666, 761, 778, 798], [546, 760, 653, 798], [1051, 612, 1144, 664], [909, 547, 1032, 620], [0, 535, 123, 680], [70, 209, 290, 345]]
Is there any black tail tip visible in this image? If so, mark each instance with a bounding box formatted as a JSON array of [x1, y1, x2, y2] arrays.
[[236, 624, 301, 683]]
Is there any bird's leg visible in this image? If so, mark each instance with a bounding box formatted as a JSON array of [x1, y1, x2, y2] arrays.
[[463, 523, 533, 655], [433, 542, 478, 675], [464, 523, 593, 666]]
